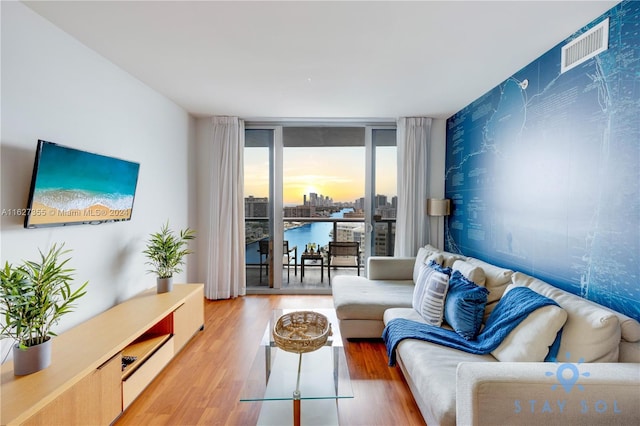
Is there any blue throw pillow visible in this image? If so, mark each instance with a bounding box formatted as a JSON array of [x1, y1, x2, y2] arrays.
[[444, 270, 489, 340]]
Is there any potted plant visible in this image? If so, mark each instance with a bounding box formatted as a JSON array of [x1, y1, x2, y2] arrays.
[[0, 243, 88, 375], [143, 221, 195, 293]]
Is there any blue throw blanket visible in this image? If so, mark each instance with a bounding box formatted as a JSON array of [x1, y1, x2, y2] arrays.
[[382, 286, 562, 365]]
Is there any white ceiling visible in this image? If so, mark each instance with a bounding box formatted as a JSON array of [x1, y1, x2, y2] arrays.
[[24, 1, 618, 120]]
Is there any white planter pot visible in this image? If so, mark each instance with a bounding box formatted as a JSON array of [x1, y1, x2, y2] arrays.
[[13, 338, 52, 376], [157, 277, 173, 293]]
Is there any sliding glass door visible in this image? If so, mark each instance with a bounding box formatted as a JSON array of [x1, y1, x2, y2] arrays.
[[283, 127, 366, 283], [369, 127, 397, 259], [244, 129, 275, 288]]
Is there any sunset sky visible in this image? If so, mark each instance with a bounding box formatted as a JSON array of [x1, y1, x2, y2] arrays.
[[244, 146, 397, 205]]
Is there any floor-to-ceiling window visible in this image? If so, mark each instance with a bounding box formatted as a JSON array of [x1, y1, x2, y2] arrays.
[[245, 123, 395, 293]]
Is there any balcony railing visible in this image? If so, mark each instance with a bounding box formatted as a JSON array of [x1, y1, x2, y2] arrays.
[[245, 217, 395, 266], [246, 216, 395, 288]]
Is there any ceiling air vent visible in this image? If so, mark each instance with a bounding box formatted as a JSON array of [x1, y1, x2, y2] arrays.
[[561, 18, 609, 74]]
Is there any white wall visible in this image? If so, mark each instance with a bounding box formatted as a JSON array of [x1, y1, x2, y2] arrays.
[[0, 1, 196, 352]]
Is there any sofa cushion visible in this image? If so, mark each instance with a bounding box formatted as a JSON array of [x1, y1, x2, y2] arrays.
[[396, 339, 497, 426], [597, 306, 640, 343], [619, 341, 640, 363], [413, 263, 450, 326], [444, 270, 489, 340], [413, 245, 465, 274], [451, 259, 486, 287], [490, 284, 568, 361], [466, 258, 514, 321], [413, 246, 443, 283], [441, 251, 466, 268], [383, 308, 497, 426], [511, 272, 621, 362], [333, 276, 414, 321], [427, 252, 444, 267], [422, 244, 441, 256], [368, 256, 416, 281], [616, 315, 640, 343]]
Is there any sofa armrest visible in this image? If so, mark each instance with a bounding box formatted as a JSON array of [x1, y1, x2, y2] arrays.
[[457, 362, 640, 426], [367, 257, 415, 281]]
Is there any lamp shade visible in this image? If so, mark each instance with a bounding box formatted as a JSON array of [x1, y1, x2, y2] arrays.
[[427, 198, 450, 216]]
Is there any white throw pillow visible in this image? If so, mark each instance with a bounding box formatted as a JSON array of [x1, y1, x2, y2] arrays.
[[466, 258, 514, 321], [491, 284, 568, 362], [441, 251, 466, 268], [511, 272, 621, 362], [452, 259, 486, 287], [412, 263, 450, 326]]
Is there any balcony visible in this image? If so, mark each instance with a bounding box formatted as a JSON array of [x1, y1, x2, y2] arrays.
[[245, 217, 395, 293]]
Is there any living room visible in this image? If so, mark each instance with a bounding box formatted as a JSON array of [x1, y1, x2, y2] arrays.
[[2, 1, 638, 425]]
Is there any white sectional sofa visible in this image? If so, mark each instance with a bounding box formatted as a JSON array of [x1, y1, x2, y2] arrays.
[[332, 245, 640, 426]]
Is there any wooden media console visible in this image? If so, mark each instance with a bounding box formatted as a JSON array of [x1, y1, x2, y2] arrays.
[[1, 284, 204, 425]]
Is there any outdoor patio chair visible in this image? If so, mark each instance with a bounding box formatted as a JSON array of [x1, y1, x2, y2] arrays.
[[328, 241, 360, 281], [258, 240, 297, 283]]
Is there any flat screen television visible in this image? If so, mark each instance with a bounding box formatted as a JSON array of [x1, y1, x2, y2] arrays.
[[24, 140, 140, 228]]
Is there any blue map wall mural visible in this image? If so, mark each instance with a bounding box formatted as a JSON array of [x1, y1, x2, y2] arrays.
[[445, 0, 639, 322]]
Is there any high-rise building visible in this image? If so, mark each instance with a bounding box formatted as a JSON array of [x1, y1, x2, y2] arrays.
[[375, 194, 388, 208], [335, 222, 364, 243], [373, 224, 395, 256], [284, 205, 316, 217], [245, 196, 268, 218]]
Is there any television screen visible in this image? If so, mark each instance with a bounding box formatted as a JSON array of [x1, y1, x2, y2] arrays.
[[24, 140, 140, 228]]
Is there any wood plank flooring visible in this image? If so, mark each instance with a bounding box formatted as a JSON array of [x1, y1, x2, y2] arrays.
[[115, 295, 426, 425]]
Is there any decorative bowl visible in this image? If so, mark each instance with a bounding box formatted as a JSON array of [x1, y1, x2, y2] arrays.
[[273, 311, 332, 354]]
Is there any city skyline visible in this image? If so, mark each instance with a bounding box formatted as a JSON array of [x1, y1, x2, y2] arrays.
[[245, 192, 397, 208], [244, 146, 397, 205]]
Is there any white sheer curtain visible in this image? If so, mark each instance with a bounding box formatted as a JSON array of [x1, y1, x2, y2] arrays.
[[203, 117, 246, 299], [394, 117, 432, 257]]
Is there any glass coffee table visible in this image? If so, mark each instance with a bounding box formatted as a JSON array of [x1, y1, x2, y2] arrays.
[[240, 308, 353, 425]]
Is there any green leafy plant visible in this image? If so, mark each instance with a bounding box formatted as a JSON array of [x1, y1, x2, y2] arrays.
[[143, 222, 196, 279], [0, 243, 88, 349]]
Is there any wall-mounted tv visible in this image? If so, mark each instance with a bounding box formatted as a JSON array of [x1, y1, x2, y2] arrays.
[[24, 140, 140, 228]]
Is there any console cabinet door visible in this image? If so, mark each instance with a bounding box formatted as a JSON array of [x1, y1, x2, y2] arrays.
[[173, 286, 204, 353], [23, 354, 122, 425]]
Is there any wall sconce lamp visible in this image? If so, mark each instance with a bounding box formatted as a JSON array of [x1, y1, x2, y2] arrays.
[[427, 198, 450, 217]]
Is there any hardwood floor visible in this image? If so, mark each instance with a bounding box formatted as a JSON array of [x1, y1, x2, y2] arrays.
[[115, 295, 426, 425]]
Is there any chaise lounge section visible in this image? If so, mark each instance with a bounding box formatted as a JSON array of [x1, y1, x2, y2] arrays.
[[331, 256, 416, 339]]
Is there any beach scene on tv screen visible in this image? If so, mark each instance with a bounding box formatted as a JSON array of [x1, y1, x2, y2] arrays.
[[29, 143, 139, 226]]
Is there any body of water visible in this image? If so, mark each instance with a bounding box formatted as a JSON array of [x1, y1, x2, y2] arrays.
[[246, 209, 350, 264]]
